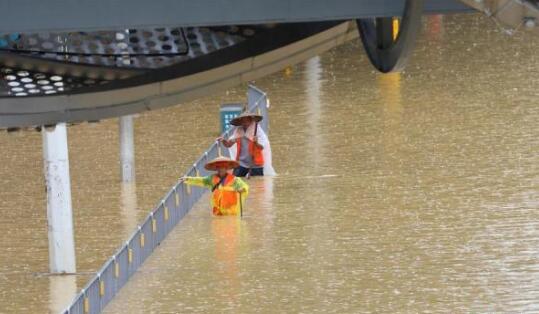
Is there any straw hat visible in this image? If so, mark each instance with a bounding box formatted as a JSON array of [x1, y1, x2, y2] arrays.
[[204, 156, 239, 171], [230, 110, 263, 126]]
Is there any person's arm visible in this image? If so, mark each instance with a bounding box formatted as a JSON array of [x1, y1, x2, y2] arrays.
[[218, 127, 239, 148], [179, 175, 212, 188], [217, 136, 235, 148], [223, 138, 235, 148], [233, 177, 249, 195]]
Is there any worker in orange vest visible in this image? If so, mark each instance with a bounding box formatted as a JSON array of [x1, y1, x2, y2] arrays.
[[180, 156, 248, 216], [218, 111, 267, 177]]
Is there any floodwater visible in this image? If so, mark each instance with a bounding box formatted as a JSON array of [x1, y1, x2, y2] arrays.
[[1, 13, 538, 313]]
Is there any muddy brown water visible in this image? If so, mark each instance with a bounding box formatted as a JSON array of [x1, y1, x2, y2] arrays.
[[0, 14, 538, 313]]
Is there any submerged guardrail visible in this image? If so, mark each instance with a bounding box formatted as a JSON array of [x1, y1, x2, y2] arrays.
[[63, 85, 269, 314]]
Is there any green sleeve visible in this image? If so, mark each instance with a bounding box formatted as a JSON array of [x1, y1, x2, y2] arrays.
[[184, 176, 213, 188], [233, 177, 249, 195]]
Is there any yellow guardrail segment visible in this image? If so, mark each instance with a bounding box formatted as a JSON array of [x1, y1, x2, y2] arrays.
[[164, 205, 169, 221], [114, 261, 120, 278], [99, 280, 105, 296], [84, 297, 89, 313], [140, 233, 145, 247], [128, 248, 133, 264], [152, 218, 157, 233]]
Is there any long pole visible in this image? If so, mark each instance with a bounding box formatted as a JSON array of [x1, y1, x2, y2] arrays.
[[246, 121, 258, 179], [238, 192, 243, 218]]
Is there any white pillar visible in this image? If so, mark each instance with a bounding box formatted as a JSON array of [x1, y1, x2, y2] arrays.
[[119, 115, 135, 182], [42, 123, 76, 274]]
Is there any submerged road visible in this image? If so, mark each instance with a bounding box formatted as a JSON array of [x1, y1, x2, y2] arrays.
[[106, 14, 539, 313], [0, 13, 538, 313]]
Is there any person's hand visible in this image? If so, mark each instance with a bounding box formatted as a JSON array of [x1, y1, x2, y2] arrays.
[[178, 176, 187, 183], [253, 136, 258, 143], [218, 136, 232, 147], [237, 188, 246, 194]]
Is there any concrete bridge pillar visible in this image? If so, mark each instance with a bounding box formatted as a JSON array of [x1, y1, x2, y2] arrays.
[[119, 115, 135, 183], [42, 123, 76, 274]]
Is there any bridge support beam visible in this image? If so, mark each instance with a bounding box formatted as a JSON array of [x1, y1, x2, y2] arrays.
[[119, 115, 135, 183], [356, 0, 424, 73], [42, 123, 76, 274]]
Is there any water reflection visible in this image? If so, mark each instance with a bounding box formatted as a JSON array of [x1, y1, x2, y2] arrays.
[[245, 177, 274, 218], [426, 15, 444, 41], [378, 72, 404, 173], [120, 183, 138, 238], [378, 72, 403, 131], [211, 217, 242, 301], [304, 56, 324, 172], [48, 275, 76, 314]]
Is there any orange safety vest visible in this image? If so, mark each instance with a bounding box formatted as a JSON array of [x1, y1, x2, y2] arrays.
[[211, 174, 239, 215], [235, 138, 264, 167]]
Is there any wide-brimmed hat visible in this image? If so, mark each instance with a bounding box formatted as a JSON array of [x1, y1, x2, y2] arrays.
[[204, 156, 239, 171], [230, 111, 263, 126]]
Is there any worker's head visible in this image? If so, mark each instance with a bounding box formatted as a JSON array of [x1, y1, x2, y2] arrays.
[[204, 156, 239, 177], [230, 111, 263, 128], [216, 166, 229, 177], [239, 116, 254, 128]]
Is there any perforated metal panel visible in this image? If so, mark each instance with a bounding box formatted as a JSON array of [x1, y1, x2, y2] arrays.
[[0, 67, 108, 97], [0, 25, 273, 98], [0, 26, 258, 69]]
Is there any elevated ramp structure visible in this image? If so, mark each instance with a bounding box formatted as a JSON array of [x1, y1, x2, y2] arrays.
[[0, 0, 476, 128], [0, 22, 357, 127]]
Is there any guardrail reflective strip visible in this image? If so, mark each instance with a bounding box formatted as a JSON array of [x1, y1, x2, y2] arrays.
[[128, 247, 133, 264], [114, 260, 119, 278], [140, 232, 145, 248], [99, 280, 105, 297], [164, 204, 169, 221], [83, 294, 89, 314]]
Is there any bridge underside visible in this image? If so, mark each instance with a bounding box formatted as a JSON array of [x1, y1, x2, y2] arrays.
[[0, 22, 360, 128], [0, 1, 475, 129], [0, 1, 470, 34]]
